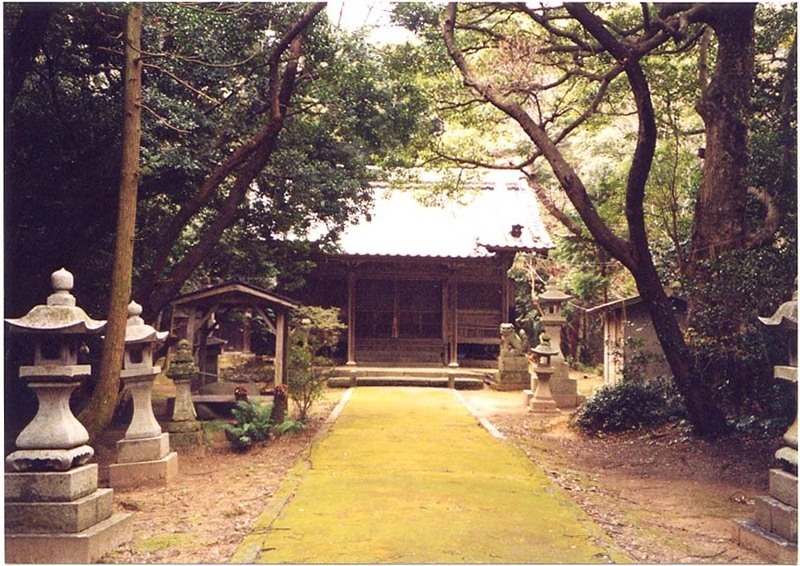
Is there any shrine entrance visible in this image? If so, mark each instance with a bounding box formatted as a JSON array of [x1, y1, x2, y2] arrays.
[[354, 279, 445, 365], [355, 279, 442, 340]]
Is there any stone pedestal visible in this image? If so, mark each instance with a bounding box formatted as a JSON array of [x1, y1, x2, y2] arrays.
[[734, 293, 798, 564], [168, 377, 204, 451], [109, 433, 178, 489], [494, 355, 530, 391]]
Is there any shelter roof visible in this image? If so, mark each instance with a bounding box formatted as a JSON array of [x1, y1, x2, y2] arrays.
[[585, 294, 686, 315], [328, 170, 554, 259], [169, 280, 300, 311]]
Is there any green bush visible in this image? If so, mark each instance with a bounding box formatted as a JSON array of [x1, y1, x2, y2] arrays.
[[221, 400, 273, 451], [570, 378, 687, 435], [288, 306, 346, 422]]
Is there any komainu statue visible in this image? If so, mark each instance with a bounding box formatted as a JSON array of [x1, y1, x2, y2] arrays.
[[499, 323, 529, 357]]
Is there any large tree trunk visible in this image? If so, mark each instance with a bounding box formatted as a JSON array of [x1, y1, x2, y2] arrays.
[[78, 4, 143, 439], [690, 5, 756, 270]]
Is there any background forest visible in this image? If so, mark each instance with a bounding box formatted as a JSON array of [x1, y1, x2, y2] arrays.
[[4, 3, 797, 438]]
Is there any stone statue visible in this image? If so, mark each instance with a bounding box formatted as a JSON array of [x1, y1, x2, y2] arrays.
[[500, 323, 529, 357]]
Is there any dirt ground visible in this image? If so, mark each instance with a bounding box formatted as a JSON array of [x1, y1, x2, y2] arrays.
[[98, 382, 781, 564]]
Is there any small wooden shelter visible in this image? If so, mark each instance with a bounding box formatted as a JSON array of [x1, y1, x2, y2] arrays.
[[587, 294, 686, 385], [168, 280, 299, 388]]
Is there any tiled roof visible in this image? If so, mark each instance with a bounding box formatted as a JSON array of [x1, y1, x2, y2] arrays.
[[332, 172, 554, 259]]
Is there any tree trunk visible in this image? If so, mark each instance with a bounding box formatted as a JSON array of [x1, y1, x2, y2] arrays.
[[690, 5, 755, 270], [78, 4, 143, 440]]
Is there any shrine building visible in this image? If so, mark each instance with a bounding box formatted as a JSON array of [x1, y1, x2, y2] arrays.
[[297, 171, 554, 369]]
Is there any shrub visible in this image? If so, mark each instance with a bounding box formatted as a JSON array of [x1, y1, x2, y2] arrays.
[[221, 400, 273, 451], [570, 378, 687, 435], [287, 306, 346, 422]]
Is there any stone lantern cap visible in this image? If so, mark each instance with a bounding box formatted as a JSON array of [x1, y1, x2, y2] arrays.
[[537, 284, 572, 304], [532, 333, 558, 358], [125, 301, 168, 344], [5, 268, 106, 334], [166, 339, 198, 380], [758, 289, 798, 332]]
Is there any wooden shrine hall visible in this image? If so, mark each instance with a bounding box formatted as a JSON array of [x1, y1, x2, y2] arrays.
[[168, 280, 299, 387], [298, 171, 554, 368]]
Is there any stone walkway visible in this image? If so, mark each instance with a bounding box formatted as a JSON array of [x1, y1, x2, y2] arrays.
[[232, 387, 629, 564]]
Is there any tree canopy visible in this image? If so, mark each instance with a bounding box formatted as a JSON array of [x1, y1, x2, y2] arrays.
[[5, 2, 432, 320]]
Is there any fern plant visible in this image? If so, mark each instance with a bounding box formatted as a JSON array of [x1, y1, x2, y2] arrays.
[[221, 400, 273, 451]]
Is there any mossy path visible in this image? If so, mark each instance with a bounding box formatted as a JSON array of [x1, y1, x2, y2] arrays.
[[233, 387, 629, 564]]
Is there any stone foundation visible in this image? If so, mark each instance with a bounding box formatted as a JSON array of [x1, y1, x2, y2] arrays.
[[5, 464, 132, 563], [109, 450, 178, 490]]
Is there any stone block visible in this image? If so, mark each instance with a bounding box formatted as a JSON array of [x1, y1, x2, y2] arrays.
[[770, 468, 798, 508], [493, 371, 529, 391], [755, 495, 797, 542], [109, 451, 178, 490], [6, 511, 132, 564], [168, 429, 204, 452], [115, 433, 170, 464], [5, 488, 113, 534], [733, 518, 798, 565], [5, 464, 98, 502]]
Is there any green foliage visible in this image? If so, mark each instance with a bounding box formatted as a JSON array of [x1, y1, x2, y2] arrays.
[[287, 306, 346, 422], [5, 3, 434, 317], [683, 247, 797, 417], [272, 418, 307, 436], [221, 400, 273, 452], [570, 378, 687, 435]]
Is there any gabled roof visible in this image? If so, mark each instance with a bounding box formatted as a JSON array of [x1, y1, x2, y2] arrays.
[[331, 171, 554, 259], [170, 280, 299, 311]]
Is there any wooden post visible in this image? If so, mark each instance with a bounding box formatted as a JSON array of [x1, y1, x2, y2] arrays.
[[346, 272, 357, 365], [449, 280, 459, 367], [275, 309, 288, 387]]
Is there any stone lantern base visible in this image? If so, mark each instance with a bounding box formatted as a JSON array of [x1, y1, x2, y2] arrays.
[[5, 464, 132, 563], [109, 433, 178, 490], [167, 420, 204, 451]]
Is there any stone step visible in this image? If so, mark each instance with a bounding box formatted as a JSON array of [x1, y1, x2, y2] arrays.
[[5, 464, 98, 503], [6, 511, 133, 564], [733, 518, 798, 564], [770, 468, 797, 508], [755, 495, 798, 542], [6, 487, 114, 534], [328, 375, 484, 390]]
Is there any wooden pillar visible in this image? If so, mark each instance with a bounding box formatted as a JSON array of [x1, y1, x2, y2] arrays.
[[448, 280, 459, 367], [242, 309, 252, 354], [185, 306, 198, 362], [275, 309, 289, 387], [346, 272, 357, 366]]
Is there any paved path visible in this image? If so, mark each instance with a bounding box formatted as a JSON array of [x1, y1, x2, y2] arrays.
[[233, 387, 628, 564]]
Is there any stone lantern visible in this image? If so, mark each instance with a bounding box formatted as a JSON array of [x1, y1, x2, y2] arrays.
[[734, 287, 798, 563], [109, 301, 178, 488], [166, 339, 203, 450], [4, 268, 131, 563], [537, 284, 571, 361], [528, 333, 560, 415], [534, 283, 581, 408]]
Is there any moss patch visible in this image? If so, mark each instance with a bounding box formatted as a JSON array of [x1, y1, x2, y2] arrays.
[[244, 387, 628, 564], [136, 532, 195, 552]]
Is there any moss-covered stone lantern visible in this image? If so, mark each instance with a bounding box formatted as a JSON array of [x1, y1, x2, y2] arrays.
[[166, 339, 203, 449]]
